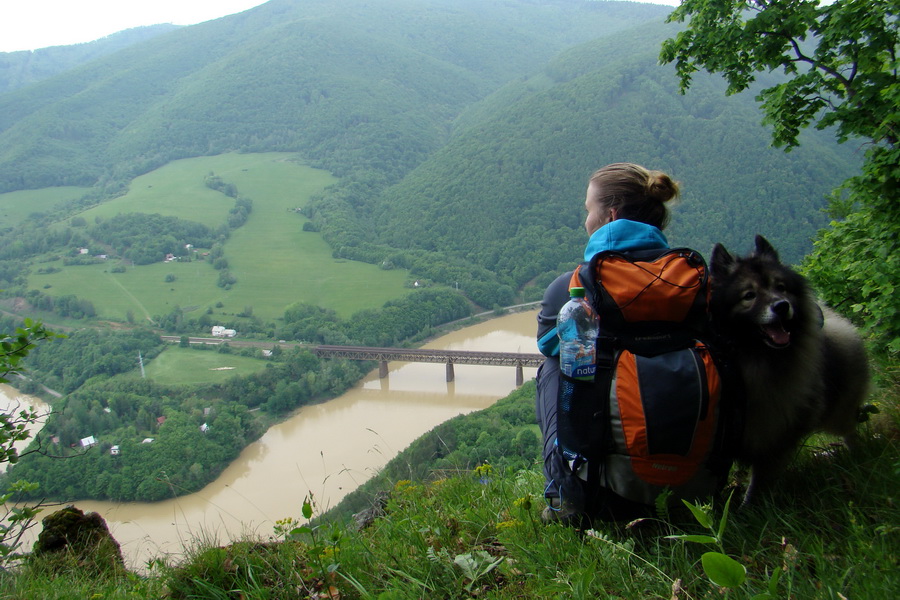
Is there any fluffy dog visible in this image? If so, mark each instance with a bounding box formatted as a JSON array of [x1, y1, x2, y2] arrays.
[[709, 235, 870, 504]]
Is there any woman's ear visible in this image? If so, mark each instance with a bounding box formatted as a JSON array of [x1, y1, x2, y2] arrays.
[[609, 207, 619, 221]]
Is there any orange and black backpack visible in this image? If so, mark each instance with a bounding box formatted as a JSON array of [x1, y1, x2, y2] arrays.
[[556, 247, 739, 514]]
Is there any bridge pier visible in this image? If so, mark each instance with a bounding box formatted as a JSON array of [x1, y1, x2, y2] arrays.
[[515, 364, 523, 387], [379, 360, 389, 378], [446, 360, 455, 383]]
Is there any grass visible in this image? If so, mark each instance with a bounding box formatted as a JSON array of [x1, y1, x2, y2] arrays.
[[142, 345, 272, 386], [0, 186, 90, 226], [25, 152, 411, 322], [3, 382, 896, 599]]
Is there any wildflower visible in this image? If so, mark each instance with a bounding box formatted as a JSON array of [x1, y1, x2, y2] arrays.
[[513, 495, 533, 511]]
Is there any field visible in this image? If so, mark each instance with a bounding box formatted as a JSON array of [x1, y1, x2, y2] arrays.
[[142, 345, 271, 386], [25, 153, 411, 322], [0, 186, 90, 226]]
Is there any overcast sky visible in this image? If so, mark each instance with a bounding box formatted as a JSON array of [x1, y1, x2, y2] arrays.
[[0, 0, 679, 53]]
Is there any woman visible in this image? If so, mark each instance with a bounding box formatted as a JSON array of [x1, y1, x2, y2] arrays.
[[535, 162, 680, 523]]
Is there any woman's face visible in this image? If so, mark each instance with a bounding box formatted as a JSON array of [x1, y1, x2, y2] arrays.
[[584, 180, 614, 235]]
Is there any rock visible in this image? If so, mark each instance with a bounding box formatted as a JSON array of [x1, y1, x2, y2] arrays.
[[31, 505, 125, 575], [352, 490, 390, 531]]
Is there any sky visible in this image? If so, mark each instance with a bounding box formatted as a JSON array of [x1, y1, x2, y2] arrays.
[[0, 0, 680, 53]]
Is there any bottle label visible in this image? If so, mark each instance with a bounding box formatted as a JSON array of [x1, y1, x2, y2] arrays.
[[570, 361, 595, 380], [560, 341, 596, 381]]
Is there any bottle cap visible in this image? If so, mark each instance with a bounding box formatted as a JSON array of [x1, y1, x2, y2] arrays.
[[568, 287, 586, 298]]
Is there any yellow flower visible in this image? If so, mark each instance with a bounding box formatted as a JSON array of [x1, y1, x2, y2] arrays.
[[513, 495, 533, 511], [474, 463, 493, 477]]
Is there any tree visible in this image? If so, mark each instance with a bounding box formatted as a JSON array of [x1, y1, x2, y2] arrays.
[[0, 319, 60, 564], [660, 0, 899, 353]]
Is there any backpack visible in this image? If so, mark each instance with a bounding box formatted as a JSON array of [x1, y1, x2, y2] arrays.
[[556, 247, 737, 513]]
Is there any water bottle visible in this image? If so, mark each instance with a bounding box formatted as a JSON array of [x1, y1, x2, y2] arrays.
[[557, 287, 599, 380], [557, 286, 599, 480]]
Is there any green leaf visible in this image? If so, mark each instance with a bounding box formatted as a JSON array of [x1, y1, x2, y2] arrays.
[[717, 491, 734, 541], [701, 552, 746, 588], [768, 566, 782, 595], [681, 499, 713, 530], [302, 499, 314, 520]]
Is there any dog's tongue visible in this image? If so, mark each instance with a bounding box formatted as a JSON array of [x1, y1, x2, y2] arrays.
[[764, 323, 791, 346]]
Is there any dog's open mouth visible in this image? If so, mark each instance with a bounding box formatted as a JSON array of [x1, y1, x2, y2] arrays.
[[761, 321, 791, 348]]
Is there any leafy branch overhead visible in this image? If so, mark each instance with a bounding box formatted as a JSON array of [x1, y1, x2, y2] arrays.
[[660, 0, 898, 149], [661, 0, 899, 353], [0, 319, 62, 385]]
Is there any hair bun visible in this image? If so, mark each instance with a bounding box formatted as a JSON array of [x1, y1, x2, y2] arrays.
[[646, 171, 679, 203]]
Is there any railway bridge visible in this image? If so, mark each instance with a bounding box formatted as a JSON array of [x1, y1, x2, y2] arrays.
[[314, 345, 545, 386]]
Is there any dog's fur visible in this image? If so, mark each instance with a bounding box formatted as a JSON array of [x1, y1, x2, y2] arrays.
[[709, 235, 870, 504]]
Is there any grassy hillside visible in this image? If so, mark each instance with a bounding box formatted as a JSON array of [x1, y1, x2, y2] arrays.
[[25, 153, 410, 322], [0, 186, 89, 226]]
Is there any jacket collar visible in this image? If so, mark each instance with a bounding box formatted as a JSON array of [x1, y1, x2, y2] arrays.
[[583, 219, 669, 262]]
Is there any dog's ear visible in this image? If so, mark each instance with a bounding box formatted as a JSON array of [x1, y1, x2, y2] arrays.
[[710, 243, 735, 277], [753, 235, 779, 261]]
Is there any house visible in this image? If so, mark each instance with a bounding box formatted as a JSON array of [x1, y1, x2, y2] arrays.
[[110, 445, 120, 456], [80, 436, 97, 448], [165, 253, 176, 262], [200, 423, 210, 433], [156, 416, 167, 426], [142, 438, 154, 444], [78, 248, 89, 255], [211, 326, 237, 338]]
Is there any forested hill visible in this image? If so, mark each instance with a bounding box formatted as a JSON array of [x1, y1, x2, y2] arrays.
[[0, 0, 862, 304], [0, 0, 669, 193], [0, 25, 179, 94], [366, 21, 860, 277]]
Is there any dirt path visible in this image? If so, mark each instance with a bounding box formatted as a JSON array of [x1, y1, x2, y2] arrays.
[[105, 272, 155, 323]]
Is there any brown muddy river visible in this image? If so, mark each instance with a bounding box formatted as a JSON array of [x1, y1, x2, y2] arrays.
[[2, 308, 541, 569]]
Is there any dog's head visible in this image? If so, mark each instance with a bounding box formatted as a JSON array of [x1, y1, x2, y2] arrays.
[[710, 235, 809, 349]]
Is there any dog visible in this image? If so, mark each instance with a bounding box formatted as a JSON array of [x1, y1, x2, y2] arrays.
[[709, 235, 870, 504]]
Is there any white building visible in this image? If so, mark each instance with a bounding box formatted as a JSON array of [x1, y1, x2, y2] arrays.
[[211, 326, 237, 338]]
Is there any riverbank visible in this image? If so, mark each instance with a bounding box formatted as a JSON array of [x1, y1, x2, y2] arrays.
[[14, 309, 540, 570]]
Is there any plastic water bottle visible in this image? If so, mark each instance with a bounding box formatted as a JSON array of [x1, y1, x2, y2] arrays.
[[558, 287, 599, 381]]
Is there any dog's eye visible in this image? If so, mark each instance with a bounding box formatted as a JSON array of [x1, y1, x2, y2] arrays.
[[742, 291, 756, 301], [774, 282, 787, 293]]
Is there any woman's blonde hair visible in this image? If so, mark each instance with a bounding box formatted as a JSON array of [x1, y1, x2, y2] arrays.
[[589, 162, 679, 230]]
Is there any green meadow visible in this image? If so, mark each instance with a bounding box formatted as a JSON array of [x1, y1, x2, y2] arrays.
[[0, 186, 90, 226], [142, 346, 271, 386], [27, 153, 411, 322]]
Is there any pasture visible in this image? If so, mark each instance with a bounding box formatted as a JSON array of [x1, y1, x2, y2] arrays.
[[143, 345, 271, 386], [26, 153, 411, 322], [0, 186, 90, 226]]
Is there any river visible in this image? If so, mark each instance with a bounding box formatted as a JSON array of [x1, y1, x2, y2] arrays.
[[2, 308, 541, 570]]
